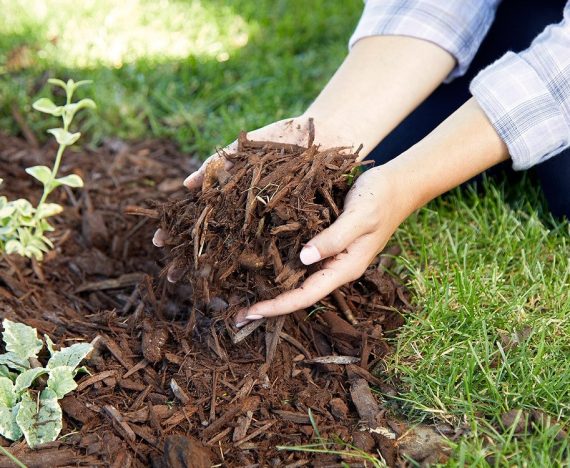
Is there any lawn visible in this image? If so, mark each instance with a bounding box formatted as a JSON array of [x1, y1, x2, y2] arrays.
[[1, 0, 569, 466]]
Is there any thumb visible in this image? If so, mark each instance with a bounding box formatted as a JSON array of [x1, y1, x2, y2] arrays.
[[299, 211, 365, 265]]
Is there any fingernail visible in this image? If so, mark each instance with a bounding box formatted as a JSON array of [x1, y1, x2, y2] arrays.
[[183, 173, 198, 188], [235, 320, 249, 328], [300, 245, 321, 265], [245, 314, 264, 321], [152, 231, 163, 247]]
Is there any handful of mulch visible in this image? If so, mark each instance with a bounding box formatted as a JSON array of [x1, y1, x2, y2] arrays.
[[158, 129, 362, 314]]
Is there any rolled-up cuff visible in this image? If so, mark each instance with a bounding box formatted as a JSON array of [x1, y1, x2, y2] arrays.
[[470, 52, 570, 170], [349, 0, 497, 82]]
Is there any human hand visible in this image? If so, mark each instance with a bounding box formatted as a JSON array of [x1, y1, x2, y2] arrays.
[[152, 114, 357, 281], [234, 165, 413, 326]]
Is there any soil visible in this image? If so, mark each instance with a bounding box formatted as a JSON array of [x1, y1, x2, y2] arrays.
[[0, 133, 453, 467]]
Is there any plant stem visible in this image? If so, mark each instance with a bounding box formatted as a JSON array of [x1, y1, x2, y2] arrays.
[[0, 445, 28, 468], [33, 96, 71, 230]]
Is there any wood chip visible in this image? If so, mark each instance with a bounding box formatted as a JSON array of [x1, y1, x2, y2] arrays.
[[75, 272, 146, 293], [77, 370, 117, 391], [303, 356, 360, 365], [170, 378, 191, 404], [103, 405, 137, 442]]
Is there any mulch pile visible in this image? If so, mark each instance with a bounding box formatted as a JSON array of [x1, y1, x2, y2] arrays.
[[157, 129, 361, 309], [0, 133, 453, 467]]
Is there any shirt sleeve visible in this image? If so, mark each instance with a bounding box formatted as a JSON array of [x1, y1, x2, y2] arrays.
[[470, 4, 570, 170], [349, 0, 501, 82]]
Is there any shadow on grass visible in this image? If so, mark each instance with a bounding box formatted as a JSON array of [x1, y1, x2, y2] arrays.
[[0, 0, 361, 155]]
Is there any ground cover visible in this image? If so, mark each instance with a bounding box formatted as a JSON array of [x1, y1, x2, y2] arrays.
[[1, 0, 569, 465]]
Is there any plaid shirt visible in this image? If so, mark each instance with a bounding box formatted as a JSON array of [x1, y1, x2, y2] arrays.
[[349, 0, 570, 170]]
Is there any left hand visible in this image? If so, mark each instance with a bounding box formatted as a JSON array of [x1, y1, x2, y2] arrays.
[[235, 165, 413, 327]]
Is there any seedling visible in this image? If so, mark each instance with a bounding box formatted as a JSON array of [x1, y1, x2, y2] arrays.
[[0, 319, 93, 448], [0, 78, 95, 260]]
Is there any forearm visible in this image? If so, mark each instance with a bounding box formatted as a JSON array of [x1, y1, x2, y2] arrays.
[[385, 97, 509, 213], [305, 36, 455, 155]]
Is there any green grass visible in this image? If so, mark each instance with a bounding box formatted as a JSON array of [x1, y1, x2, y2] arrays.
[[391, 179, 570, 466], [0, 0, 358, 154], [1, 1, 569, 466]]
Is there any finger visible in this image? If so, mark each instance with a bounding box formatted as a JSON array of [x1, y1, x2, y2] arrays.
[[183, 145, 236, 190], [241, 235, 376, 320], [152, 228, 168, 247], [166, 264, 186, 283], [299, 209, 368, 265]]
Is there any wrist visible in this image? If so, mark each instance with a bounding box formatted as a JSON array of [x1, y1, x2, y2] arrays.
[[299, 111, 360, 150]]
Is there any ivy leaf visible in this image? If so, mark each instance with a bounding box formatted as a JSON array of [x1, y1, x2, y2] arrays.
[[0, 353, 30, 372], [0, 404, 22, 441], [47, 366, 77, 399], [0, 202, 15, 219], [47, 128, 81, 146], [47, 78, 67, 90], [16, 389, 62, 448], [12, 199, 34, 217], [47, 342, 93, 371], [35, 203, 63, 219], [0, 365, 15, 381], [45, 335, 55, 356], [0, 377, 16, 408], [25, 166, 52, 186], [32, 98, 63, 116], [2, 319, 43, 360], [14, 368, 48, 393], [53, 174, 83, 189], [66, 99, 96, 117], [4, 240, 24, 257]]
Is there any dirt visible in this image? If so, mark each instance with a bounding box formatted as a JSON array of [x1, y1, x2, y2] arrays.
[[0, 133, 454, 467]]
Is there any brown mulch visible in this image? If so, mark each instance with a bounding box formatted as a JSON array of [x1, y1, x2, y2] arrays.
[[0, 134, 453, 467], [157, 129, 362, 309]]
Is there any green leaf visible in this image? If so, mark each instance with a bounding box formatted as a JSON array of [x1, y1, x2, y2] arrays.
[[32, 98, 63, 116], [35, 203, 63, 219], [12, 199, 34, 217], [0, 404, 22, 441], [0, 365, 14, 381], [0, 226, 15, 237], [0, 377, 16, 408], [25, 166, 52, 185], [66, 99, 96, 117], [47, 367, 77, 399], [0, 353, 30, 372], [45, 335, 55, 356], [2, 319, 43, 360], [67, 79, 92, 93], [47, 78, 67, 90], [0, 204, 15, 219], [4, 240, 24, 256], [14, 368, 48, 393], [47, 342, 93, 371], [54, 174, 83, 188], [47, 128, 81, 146], [16, 389, 62, 448]]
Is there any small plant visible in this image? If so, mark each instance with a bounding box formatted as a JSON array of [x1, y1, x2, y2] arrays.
[[0, 319, 93, 447], [0, 79, 95, 260]]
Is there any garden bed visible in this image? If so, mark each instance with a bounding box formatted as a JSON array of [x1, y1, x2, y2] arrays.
[[0, 135, 451, 467]]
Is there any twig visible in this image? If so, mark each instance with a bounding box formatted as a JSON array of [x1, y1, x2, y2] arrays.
[[265, 316, 286, 365], [232, 319, 266, 344], [235, 421, 275, 446], [123, 205, 159, 218], [331, 289, 358, 326]]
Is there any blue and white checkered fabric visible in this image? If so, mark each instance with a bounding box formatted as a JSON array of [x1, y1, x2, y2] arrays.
[[350, 0, 570, 170]]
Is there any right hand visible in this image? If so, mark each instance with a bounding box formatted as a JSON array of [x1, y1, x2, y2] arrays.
[[153, 114, 357, 283]]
